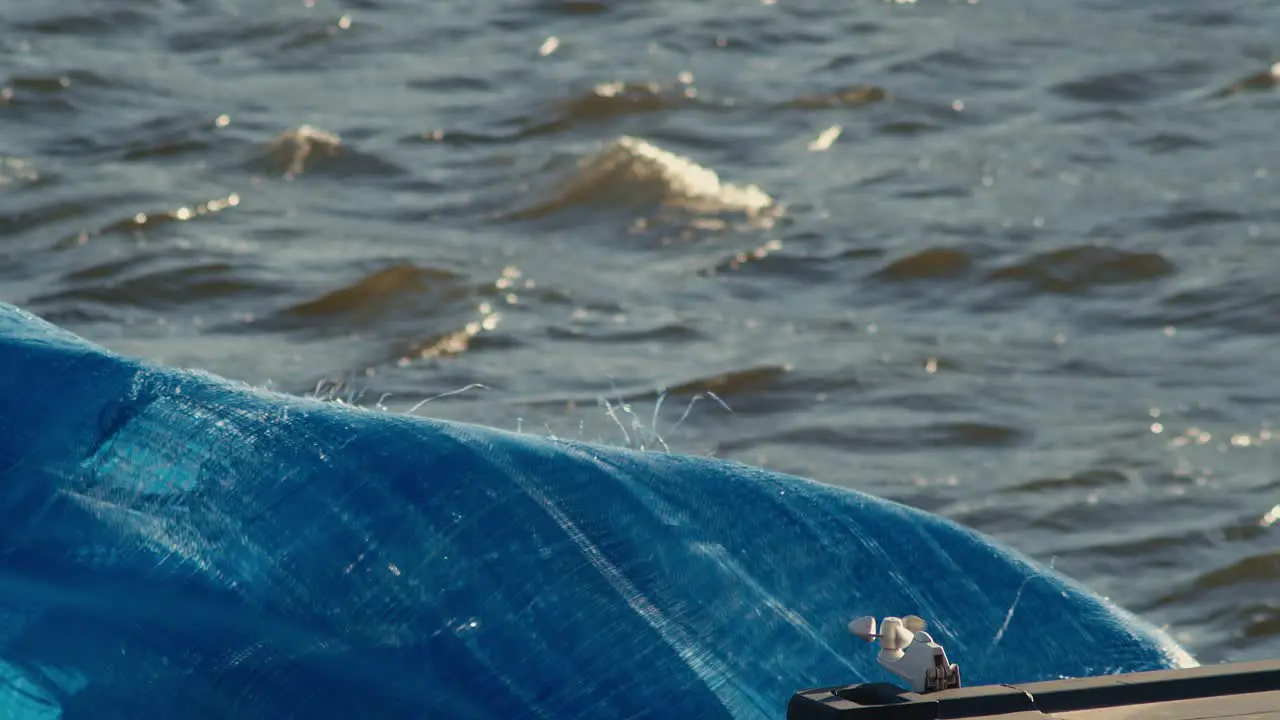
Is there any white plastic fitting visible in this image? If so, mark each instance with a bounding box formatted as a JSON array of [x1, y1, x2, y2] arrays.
[[848, 614, 961, 694]]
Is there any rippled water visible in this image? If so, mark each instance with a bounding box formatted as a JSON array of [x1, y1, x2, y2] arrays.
[[2, 0, 1277, 668]]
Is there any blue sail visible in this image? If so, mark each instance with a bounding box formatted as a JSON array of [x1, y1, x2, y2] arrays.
[[0, 303, 1193, 719]]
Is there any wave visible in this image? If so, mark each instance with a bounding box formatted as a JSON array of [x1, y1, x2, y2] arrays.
[[507, 136, 778, 226], [987, 244, 1175, 295], [246, 125, 406, 180], [0, 303, 1193, 719], [1214, 62, 1280, 98]]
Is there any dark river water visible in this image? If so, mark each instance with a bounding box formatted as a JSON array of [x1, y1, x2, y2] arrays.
[[3, 0, 1278, 667]]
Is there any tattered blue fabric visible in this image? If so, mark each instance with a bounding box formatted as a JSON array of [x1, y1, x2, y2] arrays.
[[0, 303, 1193, 719]]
